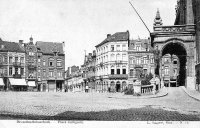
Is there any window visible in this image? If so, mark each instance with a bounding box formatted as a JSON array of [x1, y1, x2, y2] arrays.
[[136, 57, 141, 65], [136, 45, 140, 51], [122, 54, 126, 61], [164, 67, 169, 75], [111, 54, 115, 61], [21, 68, 24, 75], [49, 70, 53, 77], [49, 62, 53, 66], [57, 60, 62, 66], [43, 60, 46, 66], [111, 45, 114, 51], [143, 69, 147, 75], [130, 69, 133, 76], [0, 56, 4, 63], [49, 58, 54, 66], [122, 45, 126, 51], [29, 52, 34, 56], [151, 57, 154, 63], [15, 57, 18, 62], [58, 71, 62, 77], [9, 57, 12, 64], [173, 60, 177, 64], [116, 54, 120, 61], [117, 69, 120, 74], [20, 57, 24, 63], [111, 69, 114, 75], [15, 67, 18, 74], [43, 69, 46, 77], [9, 67, 12, 75], [123, 69, 126, 74], [38, 58, 41, 62], [143, 57, 147, 64], [116, 45, 120, 51]]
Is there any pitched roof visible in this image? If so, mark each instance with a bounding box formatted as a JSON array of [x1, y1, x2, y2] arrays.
[[0, 40, 25, 53], [36, 41, 64, 54], [96, 31, 129, 47], [129, 39, 154, 52]]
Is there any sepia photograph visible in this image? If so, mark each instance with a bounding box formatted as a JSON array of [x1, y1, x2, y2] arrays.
[[0, 0, 200, 127]]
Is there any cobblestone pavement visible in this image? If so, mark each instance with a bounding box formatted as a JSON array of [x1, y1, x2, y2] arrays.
[[0, 87, 200, 120]]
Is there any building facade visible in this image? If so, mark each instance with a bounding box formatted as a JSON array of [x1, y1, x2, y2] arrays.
[[24, 37, 38, 91], [0, 40, 27, 91], [151, 1, 196, 90], [36, 41, 65, 92], [161, 54, 179, 87], [82, 51, 96, 92], [65, 66, 84, 92], [128, 38, 155, 86], [95, 31, 129, 93]]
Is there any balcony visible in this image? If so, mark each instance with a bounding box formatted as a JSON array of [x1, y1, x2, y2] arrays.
[[134, 64, 143, 68], [154, 25, 195, 33], [109, 74, 128, 80], [13, 62, 22, 67], [13, 74, 21, 78], [115, 60, 122, 64]]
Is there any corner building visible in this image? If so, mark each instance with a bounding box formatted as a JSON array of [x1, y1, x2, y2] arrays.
[[95, 31, 129, 92]]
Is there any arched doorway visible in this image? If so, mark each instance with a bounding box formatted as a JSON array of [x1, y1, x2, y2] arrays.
[[160, 42, 187, 87], [116, 81, 121, 92], [122, 81, 127, 91], [110, 81, 115, 92]]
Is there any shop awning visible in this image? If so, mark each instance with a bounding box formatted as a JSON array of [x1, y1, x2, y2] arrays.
[[28, 81, 36, 87], [0, 78, 4, 86], [9, 78, 27, 86]]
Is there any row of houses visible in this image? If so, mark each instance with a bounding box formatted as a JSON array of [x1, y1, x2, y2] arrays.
[[0, 37, 65, 92], [66, 10, 180, 93]]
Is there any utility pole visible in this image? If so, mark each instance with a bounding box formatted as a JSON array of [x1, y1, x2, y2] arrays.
[[129, 1, 151, 34]]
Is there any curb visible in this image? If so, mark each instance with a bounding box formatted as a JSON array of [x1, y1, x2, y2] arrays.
[[181, 86, 200, 102]]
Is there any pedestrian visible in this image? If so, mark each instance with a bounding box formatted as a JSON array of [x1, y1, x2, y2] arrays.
[[85, 85, 89, 93], [155, 76, 160, 91]]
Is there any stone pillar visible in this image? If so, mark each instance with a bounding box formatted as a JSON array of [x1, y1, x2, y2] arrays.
[[187, 55, 196, 90], [186, 0, 194, 24]]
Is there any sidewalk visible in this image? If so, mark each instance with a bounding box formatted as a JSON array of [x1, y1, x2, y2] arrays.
[[181, 86, 200, 101], [107, 87, 168, 99]]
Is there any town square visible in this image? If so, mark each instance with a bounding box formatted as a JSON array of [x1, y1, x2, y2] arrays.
[[0, 0, 200, 125]]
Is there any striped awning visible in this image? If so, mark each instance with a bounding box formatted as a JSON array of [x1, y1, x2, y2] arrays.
[[9, 78, 27, 86], [0, 78, 4, 86], [28, 81, 36, 87]]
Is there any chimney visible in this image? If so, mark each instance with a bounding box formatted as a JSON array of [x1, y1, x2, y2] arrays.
[[19, 40, 23, 44], [107, 34, 111, 38]]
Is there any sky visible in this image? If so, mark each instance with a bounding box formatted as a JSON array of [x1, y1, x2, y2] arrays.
[[0, 0, 177, 68]]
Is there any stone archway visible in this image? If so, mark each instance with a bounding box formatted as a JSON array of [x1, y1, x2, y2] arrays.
[[160, 41, 187, 87]]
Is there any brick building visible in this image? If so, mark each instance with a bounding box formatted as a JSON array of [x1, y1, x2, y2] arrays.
[[161, 54, 179, 87], [36, 41, 65, 92], [128, 38, 154, 86], [0, 39, 27, 91]]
